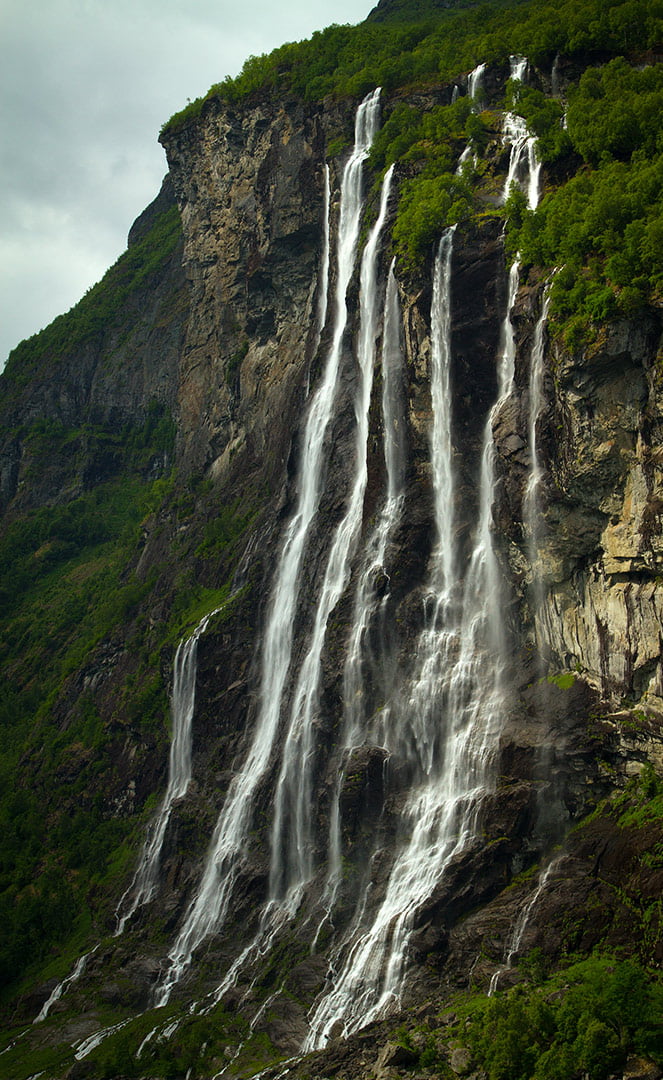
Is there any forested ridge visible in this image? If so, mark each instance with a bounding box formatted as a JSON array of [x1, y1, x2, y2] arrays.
[[157, 0, 663, 347]]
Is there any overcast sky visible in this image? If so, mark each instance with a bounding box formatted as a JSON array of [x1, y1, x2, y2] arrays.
[[0, 0, 372, 369]]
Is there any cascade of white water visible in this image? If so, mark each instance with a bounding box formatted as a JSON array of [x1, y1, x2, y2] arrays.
[[457, 62, 486, 171], [551, 54, 561, 97], [74, 1019, 132, 1061], [269, 164, 394, 903], [381, 266, 407, 507], [428, 228, 458, 599], [35, 607, 220, 1025], [468, 62, 486, 105], [395, 226, 458, 775], [502, 56, 541, 209], [308, 164, 332, 395], [456, 144, 472, 175], [523, 285, 551, 583], [462, 257, 519, 652], [501, 113, 540, 209], [321, 258, 407, 917], [115, 607, 222, 936], [509, 54, 528, 83], [154, 89, 382, 1007], [304, 247, 520, 1050], [304, 229, 457, 1046], [33, 946, 99, 1024], [488, 855, 564, 994], [527, 140, 543, 210]]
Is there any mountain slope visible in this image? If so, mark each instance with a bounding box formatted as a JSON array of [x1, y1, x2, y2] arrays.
[[1, 1, 662, 1078]]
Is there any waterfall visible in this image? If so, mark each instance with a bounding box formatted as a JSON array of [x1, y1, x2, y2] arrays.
[[509, 54, 528, 83], [33, 946, 98, 1024], [308, 163, 332, 395], [37, 605, 221, 1023], [74, 1019, 132, 1061], [304, 228, 458, 1046], [502, 56, 541, 209], [463, 257, 519, 653], [489, 855, 564, 993], [381, 264, 408, 509], [468, 62, 486, 105], [322, 258, 407, 918], [269, 164, 395, 903], [456, 144, 472, 174], [501, 114, 541, 209], [457, 62, 485, 170], [304, 241, 520, 1049], [523, 285, 551, 599], [551, 54, 561, 97], [115, 608, 221, 936], [154, 89, 382, 1007]]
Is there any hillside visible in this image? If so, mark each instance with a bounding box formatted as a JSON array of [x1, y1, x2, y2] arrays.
[[1, 1, 663, 1077]]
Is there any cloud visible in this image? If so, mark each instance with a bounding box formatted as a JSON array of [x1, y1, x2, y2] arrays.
[[0, 0, 370, 368]]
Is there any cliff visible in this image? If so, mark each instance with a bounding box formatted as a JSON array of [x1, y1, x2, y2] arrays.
[[1, 5, 663, 1079]]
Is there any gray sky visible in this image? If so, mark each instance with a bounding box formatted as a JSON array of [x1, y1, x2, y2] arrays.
[[0, 0, 371, 369]]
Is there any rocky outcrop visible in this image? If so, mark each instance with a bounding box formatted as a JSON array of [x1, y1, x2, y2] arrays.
[[531, 314, 663, 704], [160, 95, 335, 486]]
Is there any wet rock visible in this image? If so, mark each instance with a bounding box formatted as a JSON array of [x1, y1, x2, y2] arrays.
[[409, 921, 449, 959]]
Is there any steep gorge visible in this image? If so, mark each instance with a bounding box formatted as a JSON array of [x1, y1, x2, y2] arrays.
[[1, 4, 663, 1078]]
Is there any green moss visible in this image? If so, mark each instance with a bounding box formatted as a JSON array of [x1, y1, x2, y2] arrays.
[[615, 763, 663, 828], [546, 672, 577, 690]]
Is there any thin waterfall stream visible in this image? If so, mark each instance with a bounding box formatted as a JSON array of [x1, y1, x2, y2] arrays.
[[321, 257, 407, 928], [524, 284, 552, 613], [488, 855, 565, 994], [35, 604, 223, 1027], [115, 606, 223, 936]]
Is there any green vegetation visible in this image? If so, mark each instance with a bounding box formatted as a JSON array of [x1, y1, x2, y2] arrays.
[[615, 762, 663, 828], [3, 204, 181, 389], [161, 0, 662, 135], [0, 998, 282, 1080], [0, 377, 261, 1001], [507, 56, 663, 341], [455, 956, 663, 1080], [376, 954, 663, 1080], [0, 412, 175, 995], [369, 96, 479, 266], [546, 671, 576, 690], [159, 0, 663, 337]]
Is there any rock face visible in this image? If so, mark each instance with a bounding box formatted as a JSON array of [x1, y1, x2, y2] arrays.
[[161, 95, 333, 486], [535, 319, 663, 703], [0, 174, 187, 514], [1, 60, 663, 1080]]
